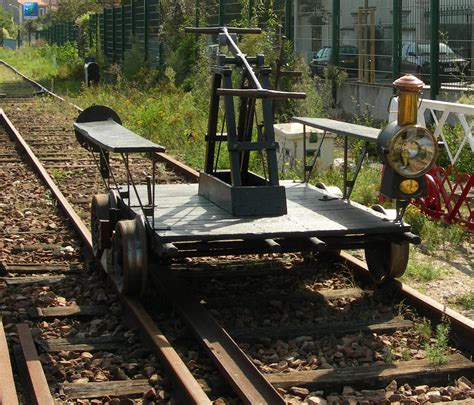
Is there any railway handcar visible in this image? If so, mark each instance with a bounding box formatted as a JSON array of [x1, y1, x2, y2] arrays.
[[75, 27, 437, 296]]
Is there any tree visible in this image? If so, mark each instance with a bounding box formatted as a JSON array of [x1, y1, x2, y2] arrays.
[[299, 0, 329, 27], [52, 0, 103, 24], [0, 7, 15, 37]]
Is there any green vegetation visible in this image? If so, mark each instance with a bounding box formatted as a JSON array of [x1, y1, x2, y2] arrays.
[[451, 292, 474, 311], [415, 319, 450, 367], [415, 320, 433, 341], [403, 205, 468, 255], [403, 261, 446, 283], [425, 321, 450, 366], [0, 7, 16, 38], [382, 347, 394, 363]]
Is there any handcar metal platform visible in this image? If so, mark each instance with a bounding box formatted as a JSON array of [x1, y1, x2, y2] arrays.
[[118, 181, 410, 253], [75, 29, 429, 295]]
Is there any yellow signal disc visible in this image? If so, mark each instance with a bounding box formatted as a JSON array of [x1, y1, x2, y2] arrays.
[[400, 179, 419, 194]]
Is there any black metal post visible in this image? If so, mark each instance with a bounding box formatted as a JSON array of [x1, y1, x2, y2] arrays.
[[392, 0, 401, 84], [285, 0, 293, 42], [430, 0, 440, 99], [331, 0, 340, 104]]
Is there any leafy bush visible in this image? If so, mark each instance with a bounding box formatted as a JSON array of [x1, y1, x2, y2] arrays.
[[123, 37, 145, 81], [403, 205, 467, 254], [38, 42, 83, 79], [435, 123, 474, 174]]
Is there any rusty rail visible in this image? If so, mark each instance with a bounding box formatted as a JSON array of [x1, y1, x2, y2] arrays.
[[0, 109, 211, 405], [0, 318, 18, 405], [155, 272, 285, 404], [340, 252, 474, 349], [16, 324, 54, 405]]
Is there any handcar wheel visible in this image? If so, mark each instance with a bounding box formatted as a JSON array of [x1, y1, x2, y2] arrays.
[[365, 241, 409, 284], [112, 215, 148, 296], [91, 194, 110, 258]]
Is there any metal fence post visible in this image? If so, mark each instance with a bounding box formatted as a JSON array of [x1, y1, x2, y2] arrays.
[[121, 5, 126, 61], [331, 0, 340, 66], [219, 0, 224, 26], [195, 0, 200, 27], [248, 0, 254, 22], [132, 0, 136, 37], [331, 0, 340, 104], [89, 15, 93, 49], [103, 11, 107, 60], [392, 0, 401, 84], [285, 0, 293, 42], [112, 7, 116, 62], [430, 0, 439, 99], [144, 0, 149, 61]]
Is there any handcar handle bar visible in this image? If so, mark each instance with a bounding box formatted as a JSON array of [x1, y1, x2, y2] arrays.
[[217, 88, 307, 100], [185, 27, 262, 35], [186, 26, 306, 101]]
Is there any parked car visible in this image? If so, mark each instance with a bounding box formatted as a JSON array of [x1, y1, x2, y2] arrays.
[[401, 42, 469, 83], [310, 45, 358, 77]]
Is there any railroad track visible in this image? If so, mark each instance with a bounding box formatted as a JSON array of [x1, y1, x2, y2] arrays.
[[0, 60, 473, 404]]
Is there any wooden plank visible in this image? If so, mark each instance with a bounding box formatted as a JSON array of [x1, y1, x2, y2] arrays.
[[266, 353, 474, 391], [38, 336, 124, 353], [61, 379, 151, 399], [16, 324, 54, 405], [0, 318, 18, 405], [0, 262, 82, 275], [32, 305, 108, 319], [4, 275, 73, 285], [203, 287, 372, 307], [231, 318, 413, 341]]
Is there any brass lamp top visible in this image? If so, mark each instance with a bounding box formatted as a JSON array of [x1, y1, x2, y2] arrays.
[[393, 74, 424, 93]]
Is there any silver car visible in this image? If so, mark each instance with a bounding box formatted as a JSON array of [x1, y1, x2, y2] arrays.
[[401, 42, 469, 83]]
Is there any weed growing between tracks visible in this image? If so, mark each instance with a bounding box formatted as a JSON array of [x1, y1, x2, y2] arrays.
[[451, 292, 474, 311]]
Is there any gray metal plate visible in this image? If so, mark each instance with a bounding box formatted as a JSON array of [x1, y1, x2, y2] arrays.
[[293, 117, 380, 142], [122, 181, 410, 243], [74, 120, 165, 153]]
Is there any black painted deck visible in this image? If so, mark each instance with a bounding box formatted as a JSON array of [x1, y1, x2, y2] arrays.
[[122, 181, 409, 243]]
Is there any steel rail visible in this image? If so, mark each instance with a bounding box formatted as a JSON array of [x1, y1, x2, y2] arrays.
[[16, 324, 54, 405], [339, 252, 474, 349], [0, 318, 18, 405], [154, 272, 286, 405], [0, 109, 211, 405], [0, 109, 92, 251], [0, 60, 83, 110]]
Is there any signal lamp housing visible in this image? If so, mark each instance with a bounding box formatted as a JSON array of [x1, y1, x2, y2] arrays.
[[377, 121, 437, 199]]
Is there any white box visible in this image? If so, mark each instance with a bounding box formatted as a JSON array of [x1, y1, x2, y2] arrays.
[[274, 123, 335, 172]]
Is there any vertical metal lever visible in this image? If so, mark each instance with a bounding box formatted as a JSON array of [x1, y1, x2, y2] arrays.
[[146, 176, 152, 206]]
